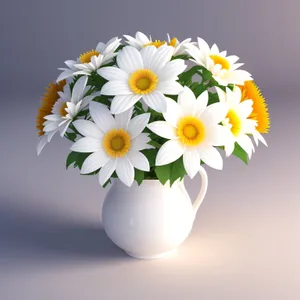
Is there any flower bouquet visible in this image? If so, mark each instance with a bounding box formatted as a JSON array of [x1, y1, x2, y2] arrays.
[[36, 32, 270, 259]]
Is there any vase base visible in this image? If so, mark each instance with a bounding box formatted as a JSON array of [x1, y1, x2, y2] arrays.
[[124, 249, 177, 260]]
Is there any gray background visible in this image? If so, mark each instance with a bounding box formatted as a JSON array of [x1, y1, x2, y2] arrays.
[[1, 0, 299, 299]]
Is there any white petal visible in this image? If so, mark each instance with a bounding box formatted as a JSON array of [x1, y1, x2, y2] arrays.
[[64, 60, 77, 69], [147, 121, 177, 139], [127, 151, 150, 171], [110, 94, 141, 114], [116, 157, 134, 187], [140, 46, 157, 69], [157, 59, 187, 81], [99, 159, 117, 186], [115, 106, 133, 130], [215, 87, 227, 103], [201, 102, 228, 125], [198, 146, 223, 170], [211, 43, 219, 54], [117, 46, 143, 73], [254, 131, 268, 147], [60, 120, 72, 137], [44, 122, 59, 132], [178, 86, 196, 115], [226, 55, 239, 64], [56, 70, 74, 82], [127, 113, 150, 138], [73, 120, 103, 139], [136, 31, 151, 44], [71, 76, 88, 104], [143, 91, 167, 113], [156, 140, 184, 166], [96, 42, 105, 53], [185, 45, 205, 66], [239, 100, 253, 118], [124, 34, 143, 48], [224, 139, 235, 157], [197, 37, 211, 55], [163, 97, 183, 127], [81, 95, 96, 109], [70, 137, 101, 153], [183, 148, 200, 178], [97, 67, 129, 81], [236, 134, 254, 158], [89, 102, 116, 132], [81, 151, 110, 174], [47, 130, 57, 142], [36, 136, 48, 156], [101, 81, 132, 96], [150, 46, 173, 72], [205, 125, 232, 146], [131, 133, 152, 151], [156, 80, 183, 95], [44, 114, 61, 121], [195, 90, 209, 116]]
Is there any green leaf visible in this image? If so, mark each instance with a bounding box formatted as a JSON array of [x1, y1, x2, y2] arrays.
[[148, 140, 161, 149], [134, 169, 144, 185], [201, 68, 213, 81], [89, 72, 107, 89], [171, 54, 189, 60], [208, 92, 219, 105], [75, 153, 90, 169], [154, 157, 187, 186], [93, 96, 111, 107], [66, 151, 79, 169], [155, 164, 171, 185], [232, 142, 248, 165], [191, 82, 206, 98], [77, 109, 89, 117], [178, 66, 202, 85], [170, 157, 186, 186], [66, 151, 91, 170], [142, 149, 157, 167], [227, 83, 235, 91], [65, 132, 76, 142], [102, 179, 111, 188]]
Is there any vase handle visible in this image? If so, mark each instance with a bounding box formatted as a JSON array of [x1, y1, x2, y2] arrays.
[[192, 166, 208, 216]]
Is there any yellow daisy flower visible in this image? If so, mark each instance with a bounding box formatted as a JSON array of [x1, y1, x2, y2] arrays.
[[238, 80, 270, 134], [36, 80, 66, 136]]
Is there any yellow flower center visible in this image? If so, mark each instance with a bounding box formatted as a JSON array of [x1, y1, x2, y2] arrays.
[[238, 81, 270, 133], [144, 37, 177, 48], [129, 69, 158, 94], [177, 116, 206, 146], [80, 49, 100, 63], [144, 40, 166, 48], [60, 102, 68, 117], [210, 55, 230, 70], [226, 109, 242, 136], [36, 80, 66, 136], [103, 129, 131, 158], [168, 37, 177, 47]]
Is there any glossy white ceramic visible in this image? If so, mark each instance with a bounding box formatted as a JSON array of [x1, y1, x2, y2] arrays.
[[102, 167, 208, 259]]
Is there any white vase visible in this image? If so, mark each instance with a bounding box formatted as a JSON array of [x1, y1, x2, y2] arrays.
[[102, 167, 208, 260]]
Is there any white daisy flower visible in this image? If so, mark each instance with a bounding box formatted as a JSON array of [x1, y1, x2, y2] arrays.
[[147, 87, 230, 177], [186, 37, 252, 85], [57, 37, 121, 82], [42, 76, 97, 145], [98, 45, 186, 114], [216, 86, 257, 158], [123, 31, 193, 56], [70, 102, 152, 187], [251, 129, 268, 147]]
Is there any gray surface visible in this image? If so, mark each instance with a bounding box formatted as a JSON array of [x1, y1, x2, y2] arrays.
[[1, 0, 300, 299]]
